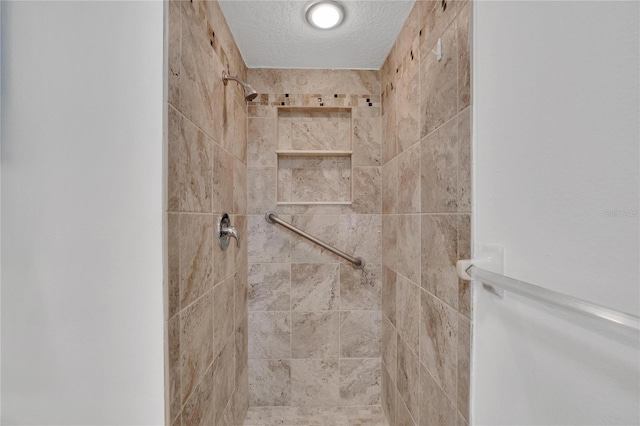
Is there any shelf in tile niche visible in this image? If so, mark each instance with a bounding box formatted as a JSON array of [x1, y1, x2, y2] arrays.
[[276, 152, 352, 205]]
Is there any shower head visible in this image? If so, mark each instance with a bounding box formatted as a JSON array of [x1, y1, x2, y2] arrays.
[[222, 71, 258, 101]]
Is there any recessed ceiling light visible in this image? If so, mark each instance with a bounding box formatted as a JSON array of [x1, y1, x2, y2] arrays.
[[305, 1, 345, 30]]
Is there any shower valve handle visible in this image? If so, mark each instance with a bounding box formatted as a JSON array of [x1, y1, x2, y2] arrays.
[[218, 213, 240, 250]]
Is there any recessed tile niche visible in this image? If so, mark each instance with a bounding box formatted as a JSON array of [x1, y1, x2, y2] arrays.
[[276, 107, 353, 205]]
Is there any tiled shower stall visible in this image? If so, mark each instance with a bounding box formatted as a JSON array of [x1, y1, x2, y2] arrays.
[[166, 0, 471, 424]]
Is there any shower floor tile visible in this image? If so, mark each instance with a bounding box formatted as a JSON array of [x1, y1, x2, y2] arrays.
[[243, 405, 388, 425]]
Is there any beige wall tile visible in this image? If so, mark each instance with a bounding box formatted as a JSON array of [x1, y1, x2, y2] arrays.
[[382, 215, 399, 271], [168, 316, 181, 423], [281, 156, 351, 203], [457, 108, 472, 212], [233, 158, 247, 215], [291, 359, 340, 406], [421, 214, 459, 308], [397, 336, 420, 424], [457, 3, 471, 112], [168, 213, 180, 318], [168, 0, 181, 110], [292, 312, 340, 358], [382, 103, 397, 164], [381, 364, 396, 425], [248, 263, 290, 312], [382, 266, 397, 325], [353, 118, 381, 166], [396, 388, 417, 426], [340, 358, 381, 406], [397, 144, 421, 214], [248, 214, 291, 264], [248, 311, 291, 359], [420, 23, 458, 138], [382, 157, 398, 214], [212, 336, 235, 426], [396, 73, 420, 154], [419, 363, 457, 426], [248, 118, 277, 167], [179, 214, 214, 309], [457, 214, 471, 318], [213, 143, 233, 215], [419, 290, 458, 399], [249, 359, 291, 406], [396, 214, 421, 283], [421, 116, 458, 213], [181, 366, 214, 426], [248, 167, 276, 214], [247, 69, 379, 95], [180, 292, 214, 404], [352, 167, 381, 214], [340, 263, 382, 310], [341, 214, 382, 263], [396, 275, 420, 354], [234, 265, 249, 326], [291, 263, 339, 311], [214, 275, 235, 357], [340, 311, 381, 358], [382, 314, 398, 383], [290, 215, 340, 264], [457, 314, 471, 421]]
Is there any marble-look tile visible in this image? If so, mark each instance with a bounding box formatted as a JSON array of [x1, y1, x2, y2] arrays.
[[291, 263, 339, 311], [395, 388, 417, 426], [457, 314, 471, 421], [458, 410, 470, 426], [249, 359, 291, 406], [292, 312, 339, 358], [420, 364, 457, 426], [457, 3, 471, 112], [397, 336, 420, 424], [171, 413, 181, 426], [290, 215, 340, 264], [382, 158, 398, 214], [353, 118, 381, 166], [382, 215, 398, 271], [395, 1, 420, 62], [291, 359, 340, 406], [420, 0, 460, 67], [396, 214, 421, 284], [248, 167, 276, 214], [421, 116, 458, 213], [234, 158, 247, 215], [214, 275, 235, 357], [420, 290, 458, 399], [234, 371, 250, 426], [420, 23, 458, 138], [397, 144, 420, 214], [290, 112, 350, 151], [340, 263, 382, 310], [248, 118, 277, 167], [421, 215, 459, 308], [396, 73, 420, 154], [381, 314, 397, 383], [247, 69, 379, 95], [179, 214, 214, 308], [457, 108, 471, 213], [248, 311, 291, 359], [340, 214, 382, 266], [212, 143, 233, 214], [248, 263, 290, 311], [340, 311, 381, 358], [339, 358, 380, 406], [381, 363, 396, 426], [352, 167, 381, 214], [167, 0, 181, 110], [382, 266, 397, 325], [281, 156, 351, 203], [181, 365, 214, 426], [168, 213, 180, 318], [396, 275, 420, 354], [382, 103, 397, 164], [236, 314, 249, 384], [225, 97, 248, 163], [248, 104, 276, 118], [213, 336, 235, 426], [457, 214, 471, 318], [235, 264, 249, 326], [243, 405, 387, 426], [248, 214, 291, 264], [179, 0, 222, 140], [180, 292, 213, 404], [168, 315, 181, 423]]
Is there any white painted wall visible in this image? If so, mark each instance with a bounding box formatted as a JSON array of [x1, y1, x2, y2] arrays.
[[472, 1, 639, 425], [1, 2, 165, 425]]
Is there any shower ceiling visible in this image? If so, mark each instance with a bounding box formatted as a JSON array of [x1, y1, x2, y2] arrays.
[[218, 0, 415, 69]]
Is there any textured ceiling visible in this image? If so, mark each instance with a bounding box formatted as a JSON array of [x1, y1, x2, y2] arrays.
[[218, 0, 415, 70]]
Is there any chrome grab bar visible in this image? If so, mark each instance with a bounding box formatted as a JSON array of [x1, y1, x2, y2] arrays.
[[465, 265, 640, 332], [265, 211, 365, 270]]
